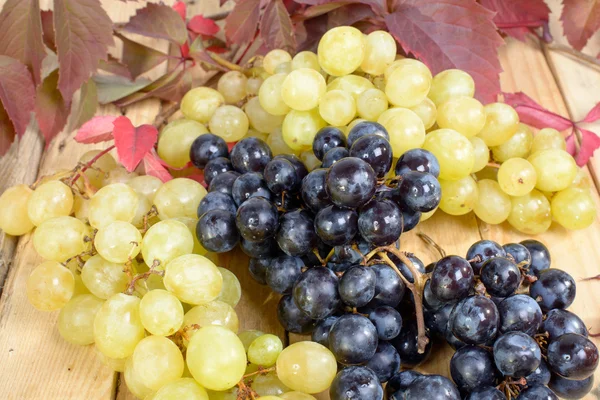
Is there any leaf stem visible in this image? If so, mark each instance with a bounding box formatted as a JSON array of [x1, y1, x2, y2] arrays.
[[209, 52, 243, 71], [153, 102, 179, 127]]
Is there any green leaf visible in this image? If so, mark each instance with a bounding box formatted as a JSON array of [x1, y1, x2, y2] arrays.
[[35, 70, 70, 148], [93, 74, 152, 104], [0, 56, 36, 137], [116, 33, 169, 78], [121, 3, 188, 45], [98, 56, 132, 79], [115, 68, 191, 107], [67, 79, 98, 132]]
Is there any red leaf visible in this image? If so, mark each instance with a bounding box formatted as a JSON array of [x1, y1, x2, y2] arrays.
[[41, 10, 56, 50], [122, 3, 188, 45], [294, 0, 387, 14], [297, 14, 328, 51], [260, 0, 297, 51], [143, 151, 173, 182], [561, 0, 600, 51], [173, 1, 186, 20], [583, 102, 600, 123], [35, 70, 70, 148], [502, 92, 574, 130], [575, 128, 600, 166], [225, 0, 261, 44], [54, 0, 113, 104], [116, 33, 169, 78], [566, 132, 577, 157], [98, 56, 133, 79], [327, 3, 376, 29], [112, 116, 159, 172], [0, 104, 16, 156], [297, 2, 351, 20], [188, 15, 220, 36], [386, 0, 504, 104], [480, 0, 550, 41], [0, 56, 36, 137], [74, 115, 117, 144], [0, 0, 46, 84]]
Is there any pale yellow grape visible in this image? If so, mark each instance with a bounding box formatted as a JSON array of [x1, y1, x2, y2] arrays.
[[319, 90, 356, 126], [27, 180, 74, 226], [318, 26, 365, 76], [81, 255, 129, 299], [264, 49, 292, 74], [531, 127, 566, 153], [154, 178, 206, 220], [274, 62, 292, 74], [327, 75, 374, 100], [79, 150, 118, 188], [140, 289, 184, 336], [183, 301, 239, 346], [291, 51, 320, 71], [239, 330, 264, 351], [67, 259, 91, 296], [428, 69, 475, 106], [95, 221, 142, 263], [372, 75, 385, 90], [420, 207, 438, 222], [356, 88, 388, 121], [268, 128, 300, 156], [205, 388, 238, 400], [132, 335, 184, 391], [528, 149, 577, 192], [507, 190, 552, 234], [89, 183, 138, 229], [248, 334, 283, 367], [300, 151, 321, 172], [58, 294, 104, 345], [26, 261, 74, 311], [259, 74, 291, 116], [280, 392, 316, 400], [256, 397, 283, 400], [209, 105, 249, 142], [104, 166, 139, 185], [141, 220, 194, 268], [181, 87, 225, 123], [491, 123, 534, 162], [73, 195, 90, 221], [134, 271, 167, 297], [131, 195, 153, 229], [276, 341, 337, 394], [158, 119, 208, 168], [244, 129, 270, 142], [497, 158, 537, 196], [282, 109, 327, 151], [217, 267, 241, 307], [383, 59, 405, 81], [172, 216, 207, 256], [187, 326, 247, 391], [360, 30, 396, 75], [551, 188, 596, 230], [124, 355, 154, 399], [476, 166, 498, 182], [94, 293, 144, 359], [571, 169, 591, 189], [149, 378, 209, 400], [409, 98, 437, 130], [385, 59, 432, 108], [422, 129, 475, 180], [245, 97, 285, 134], [217, 71, 248, 104], [377, 108, 425, 156], [470, 137, 489, 173], [473, 180, 511, 224], [251, 373, 289, 396], [477, 103, 520, 147], [281, 68, 326, 111], [95, 348, 126, 372], [164, 254, 223, 305], [0, 184, 34, 235], [439, 176, 479, 216], [33, 216, 90, 262], [436, 96, 486, 138], [246, 77, 264, 96]]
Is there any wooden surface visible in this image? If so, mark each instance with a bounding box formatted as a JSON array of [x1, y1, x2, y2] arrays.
[[1, 0, 600, 399]]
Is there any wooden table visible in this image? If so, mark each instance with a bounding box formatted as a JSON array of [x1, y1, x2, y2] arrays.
[[0, 1, 599, 399]]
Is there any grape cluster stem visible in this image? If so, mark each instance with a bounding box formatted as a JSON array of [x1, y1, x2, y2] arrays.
[[417, 232, 447, 258], [125, 260, 164, 295]]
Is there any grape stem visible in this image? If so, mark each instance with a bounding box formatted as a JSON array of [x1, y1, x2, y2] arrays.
[[153, 102, 180, 128], [68, 145, 116, 188], [125, 260, 164, 295], [242, 366, 275, 379], [486, 162, 501, 169], [417, 232, 447, 258]]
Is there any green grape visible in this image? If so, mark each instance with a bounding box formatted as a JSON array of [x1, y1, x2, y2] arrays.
[[551, 187, 596, 230], [256, 397, 283, 400], [422, 128, 475, 180], [356, 88, 388, 121], [58, 294, 104, 345], [104, 166, 139, 185], [181, 87, 226, 123], [251, 372, 289, 396], [360, 30, 397, 75], [66, 258, 91, 296], [527, 149, 577, 192], [79, 150, 118, 188], [491, 123, 533, 162], [476, 166, 498, 182], [81, 255, 130, 300], [385, 59, 432, 108], [205, 388, 238, 400], [248, 334, 283, 367], [497, 158, 537, 196], [164, 254, 223, 305], [383, 59, 404, 81], [94, 293, 145, 359], [530, 127, 566, 153], [571, 169, 592, 189], [89, 183, 139, 229], [377, 108, 425, 157], [436, 96, 486, 138], [420, 207, 438, 222], [142, 219, 194, 268], [318, 26, 365, 76], [319, 90, 356, 126], [477, 103, 520, 147], [469, 137, 489, 173], [238, 330, 264, 351], [73, 195, 91, 222], [158, 119, 208, 168], [438, 176, 479, 216], [246, 77, 264, 96], [244, 129, 270, 142], [95, 221, 142, 263], [209, 105, 249, 142], [131, 194, 153, 229], [140, 289, 184, 336], [276, 341, 337, 394], [264, 49, 292, 74], [172, 216, 208, 256], [95, 347, 126, 372], [124, 354, 154, 399], [245, 97, 285, 134], [280, 392, 316, 400], [0, 184, 35, 235], [149, 378, 209, 400], [259, 74, 291, 116], [409, 98, 437, 130], [132, 335, 184, 391], [26, 260, 74, 311], [372, 75, 386, 91], [33, 216, 90, 262], [473, 179, 511, 224], [183, 300, 239, 346], [267, 128, 301, 156], [428, 69, 475, 106], [27, 180, 74, 226], [291, 51, 321, 71], [300, 151, 321, 172], [216, 267, 241, 308], [281, 68, 326, 111], [217, 71, 248, 104], [507, 189, 551, 234], [282, 109, 327, 151], [327, 75, 374, 100], [154, 178, 206, 220], [274, 62, 292, 74], [187, 326, 247, 391]]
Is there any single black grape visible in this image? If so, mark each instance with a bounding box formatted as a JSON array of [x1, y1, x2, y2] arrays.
[[387, 371, 422, 399], [293, 267, 340, 320], [347, 121, 389, 148], [329, 366, 383, 400], [450, 346, 497, 394], [265, 255, 303, 295], [358, 199, 403, 246], [196, 209, 239, 253], [517, 385, 558, 400], [326, 157, 377, 208], [368, 264, 406, 308], [465, 387, 506, 400], [339, 265, 376, 307], [497, 294, 542, 336], [208, 171, 240, 196], [301, 168, 332, 212], [549, 373, 594, 399], [403, 375, 461, 400], [313, 127, 347, 160], [391, 320, 432, 368], [493, 331, 541, 378], [542, 309, 588, 340], [445, 328, 467, 350], [424, 302, 453, 337], [240, 237, 279, 259], [197, 191, 237, 217], [399, 205, 421, 232], [231, 172, 271, 206], [525, 359, 551, 387], [203, 157, 233, 186], [312, 315, 339, 347], [314, 205, 358, 246], [547, 333, 599, 380], [480, 257, 521, 297], [277, 295, 314, 334], [329, 314, 378, 365], [229, 137, 272, 173], [396, 253, 425, 283], [275, 154, 308, 180], [321, 147, 349, 168], [369, 306, 402, 341], [397, 171, 441, 213], [449, 295, 499, 345], [394, 148, 440, 178], [236, 197, 279, 242], [466, 240, 506, 274], [521, 239, 551, 277], [349, 134, 393, 178], [248, 257, 271, 285], [423, 279, 447, 310], [189, 133, 228, 168], [365, 341, 401, 383], [277, 209, 317, 256], [264, 158, 301, 194], [430, 255, 474, 303], [273, 191, 302, 211], [503, 242, 532, 268], [529, 269, 576, 312]]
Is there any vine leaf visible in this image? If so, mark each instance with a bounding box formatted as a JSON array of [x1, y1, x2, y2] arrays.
[[143, 150, 173, 182], [121, 3, 188, 45], [40, 10, 56, 51], [502, 92, 573, 130], [225, 0, 261, 44], [116, 33, 169, 79], [0, 56, 36, 139], [68, 79, 98, 132], [573, 128, 600, 167], [35, 70, 69, 147], [583, 102, 600, 123], [188, 15, 220, 36], [112, 116, 159, 172], [98, 56, 132, 79], [93, 75, 152, 104], [480, 0, 550, 41], [173, 1, 187, 20], [260, 0, 297, 51], [560, 0, 600, 51], [74, 115, 117, 144]]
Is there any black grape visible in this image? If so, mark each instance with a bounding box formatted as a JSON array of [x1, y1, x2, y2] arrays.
[[480, 257, 521, 297], [466, 239, 506, 274], [347, 121, 389, 148], [517, 385, 558, 400], [503, 242, 532, 268], [423, 279, 447, 310], [542, 309, 588, 340], [424, 302, 453, 337], [430, 255, 474, 303], [547, 333, 599, 380], [229, 137, 272, 173], [313, 127, 346, 160], [326, 157, 377, 208], [231, 172, 271, 206], [493, 331, 541, 378], [208, 171, 240, 196], [391, 320, 432, 368], [265, 255, 303, 295], [450, 346, 497, 394], [189, 133, 228, 168], [264, 157, 302, 194], [312, 315, 339, 347], [277, 295, 314, 334], [236, 197, 279, 242], [358, 199, 403, 246], [365, 341, 401, 383], [197, 191, 237, 217], [329, 366, 383, 400], [248, 257, 271, 285], [240, 237, 279, 259], [387, 370, 422, 399], [276, 209, 316, 256], [368, 263, 406, 308], [465, 387, 506, 400], [525, 359, 551, 387], [403, 375, 460, 400], [394, 148, 440, 178], [397, 171, 441, 212], [497, 294, 542, 336], [300, 168, 332, 212], [329, 314, 378, 365], [369, 306, 402, 340], [321, 147, 349, 168], [203, 156, 233, 185], [449, 295, 499, 345], [529, 269, 576, 311], [521, 239, 551, 277], [314, 205, 358, 246], [338, 265, 376, 307], [349, 134, 393, 178], [196, 209, 239, 253], [292, 267, 340, 320], [549, 373, 594, 399]]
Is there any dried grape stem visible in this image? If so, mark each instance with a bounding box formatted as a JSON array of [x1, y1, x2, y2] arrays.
[[68, 145, 116, 187], [125, 260, 164, 295], [242, 366, 276, 379], [210, 52, 243, 71], [486, 161, 501, 169], [153, 102, 180, 127], [417, 232, 447, 258]]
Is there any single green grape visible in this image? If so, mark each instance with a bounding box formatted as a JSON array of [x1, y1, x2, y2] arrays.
[[551, 187, 596, 230], [247, 334, 283, 367], [497, 158, 537, 196], [507, 189, 552, 234], [473, 179, 511, 224], [438, 176, 479, 216]]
